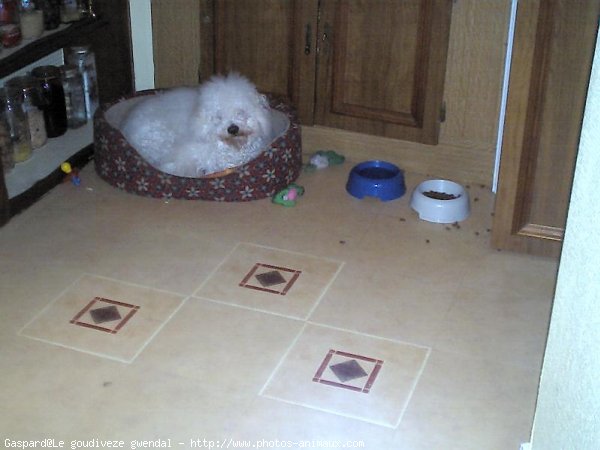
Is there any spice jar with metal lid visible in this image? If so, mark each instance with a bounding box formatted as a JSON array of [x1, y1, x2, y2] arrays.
[[59, 0, 83, 23], [0, 87, 33, 164], [5, 75, 48, 148], [60, 64, 87, 128], [65, 45, 99, 120], [31, 65, 67, 138], [19, 1, 44, 40], [0, 0, 22, 47], [59, 0, 80, 23]]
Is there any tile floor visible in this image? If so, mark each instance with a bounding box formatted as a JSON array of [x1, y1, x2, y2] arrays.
[[0, 159, 558, 449]]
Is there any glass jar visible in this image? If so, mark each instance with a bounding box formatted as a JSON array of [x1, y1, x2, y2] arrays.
[[31, 65, 67, 138], [37, 0, 60, 30], [65, 45, 99, 120], [0, 0, 22, 47], [19, 1, 44, 40], [60, 64, 86, 128], [0, 106, 14, 173], [5, 76, 48, 148], [59, 0, 83, 23], [0, 88, 33, 164]]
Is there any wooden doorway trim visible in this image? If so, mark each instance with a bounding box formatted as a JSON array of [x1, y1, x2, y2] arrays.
[[492, 0, 600, 257]]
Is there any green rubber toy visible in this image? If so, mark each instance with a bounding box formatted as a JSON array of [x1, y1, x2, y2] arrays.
[[304, 150, 346, 172], [319, 150, 345, 165], [272, 183, 305, 207]]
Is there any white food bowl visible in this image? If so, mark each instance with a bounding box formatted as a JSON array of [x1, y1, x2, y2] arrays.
[[410, 179, 470, 223]]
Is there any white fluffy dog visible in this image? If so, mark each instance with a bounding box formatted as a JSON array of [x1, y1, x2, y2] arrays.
[[120, 73, 273, 177]]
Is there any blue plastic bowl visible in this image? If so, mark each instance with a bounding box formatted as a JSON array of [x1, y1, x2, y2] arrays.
[[346, 160, 406, 201]]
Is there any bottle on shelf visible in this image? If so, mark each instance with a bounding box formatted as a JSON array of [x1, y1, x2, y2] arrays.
[[37, 0, 60, 30], [0, 105, 14, 174], [0, 0, 22, 47], [19, 0, 44, 40], [0, 87, 33, 164], [65, 45, 98, 120], [59, 0, 83, 23], [59, 64, 87, 128], [5, 76, 48, 149], [31, 65, 68, 138]]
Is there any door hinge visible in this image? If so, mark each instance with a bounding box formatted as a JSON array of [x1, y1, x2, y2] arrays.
[[440, 101, 447, 123]]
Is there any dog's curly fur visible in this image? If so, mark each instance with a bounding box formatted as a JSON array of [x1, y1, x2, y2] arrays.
[[120, 73, 273, 177]]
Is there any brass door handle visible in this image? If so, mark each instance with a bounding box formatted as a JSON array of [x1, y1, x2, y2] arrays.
[[322, 23, 332, 42], [305, 24, 312, 55], [319, 23, 332, 54]]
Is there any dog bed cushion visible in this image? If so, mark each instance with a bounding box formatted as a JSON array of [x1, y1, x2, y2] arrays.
[[93, 90, 302, 201]]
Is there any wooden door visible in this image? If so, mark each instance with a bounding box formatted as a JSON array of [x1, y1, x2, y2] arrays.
[[492, 0, 600, 257], [314, 0, 452, 144], [200, 0, 319, 123], [152, 0, 203, 89], [201, 0, 452, 143]]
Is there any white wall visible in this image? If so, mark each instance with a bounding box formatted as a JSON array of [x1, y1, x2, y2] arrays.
[[529, 28, 600, 450], [128, 0, 154, 90]]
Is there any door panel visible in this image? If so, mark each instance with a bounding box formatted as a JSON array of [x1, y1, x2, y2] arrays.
[[314, 0, 452, 144], [492, 0, 600, 256], [153, 0, 202, 88], [215, 1, 293, 94], [332, 1, 421, 125], [202, 0, 319, 123]]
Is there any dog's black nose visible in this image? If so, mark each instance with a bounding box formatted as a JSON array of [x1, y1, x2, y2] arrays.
[[227, 124, 240, 136]]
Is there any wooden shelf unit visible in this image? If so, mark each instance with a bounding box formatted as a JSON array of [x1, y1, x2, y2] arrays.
[[0, 3, 134, 226]]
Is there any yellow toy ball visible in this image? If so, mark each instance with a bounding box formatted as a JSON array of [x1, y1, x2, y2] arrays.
[[60, 162, 72, 174]]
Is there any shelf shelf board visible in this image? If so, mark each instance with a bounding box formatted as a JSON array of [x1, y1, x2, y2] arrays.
[[5, 122, 93, 199], [0, 18, 107, 79]]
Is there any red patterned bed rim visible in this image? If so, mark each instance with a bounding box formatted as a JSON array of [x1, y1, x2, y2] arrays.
[[93, 90, 302, 201]]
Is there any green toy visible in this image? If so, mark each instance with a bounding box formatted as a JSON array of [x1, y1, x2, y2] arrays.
[[304, 150, 345, 172], [272, 183, 305, 207]]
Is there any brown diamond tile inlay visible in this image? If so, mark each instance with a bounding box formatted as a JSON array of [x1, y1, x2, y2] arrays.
[[313, 349, 384, 394], [89, 305, 122, 324], [239, 263, 302, 295], [255, 270, 287, 287], [330, 359, 368, 383], [70, 297, 140, 334]]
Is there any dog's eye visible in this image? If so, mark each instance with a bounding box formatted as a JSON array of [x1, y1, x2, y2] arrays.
[[235, 110, 249, 121]]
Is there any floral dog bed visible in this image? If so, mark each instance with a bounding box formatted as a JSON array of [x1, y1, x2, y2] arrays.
[[93, 90, 302, 201]]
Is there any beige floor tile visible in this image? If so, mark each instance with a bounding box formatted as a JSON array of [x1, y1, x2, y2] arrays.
[[195, 242, 344, 319], [310, 262, 461, 345], [0, 345, 250, 444], [461, 250, 559, 298], [0, 258, 83, 333], [235, 395, 395, 448], [88, 229, 231, 295], [353, 214, 486, 287], [252, 196, 376, 260], [19, 274, 186, 363], [134, 298, 304, 395], [432, 283, 554, 367], [261, 323, 430, 428], [72, 376, 252, 444], [394, 349, 539, 450], [161, 195, 277, 245]]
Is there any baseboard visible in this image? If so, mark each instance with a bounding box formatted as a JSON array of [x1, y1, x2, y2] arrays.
[[301, 125, 493, 185]]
